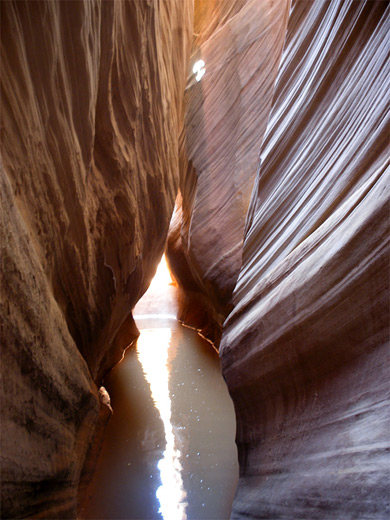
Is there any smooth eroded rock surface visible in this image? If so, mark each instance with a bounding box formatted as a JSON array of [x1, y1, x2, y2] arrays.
[[167, 0, 290, 344], [2, 0, 389, 517], [0, 1, 192, 517], [220, 1, 390, 517]]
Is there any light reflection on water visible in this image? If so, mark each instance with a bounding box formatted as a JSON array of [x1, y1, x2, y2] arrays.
[[136, 328, 188, 520], [81, 321, 238, 520], [81, 255, 238, 519]]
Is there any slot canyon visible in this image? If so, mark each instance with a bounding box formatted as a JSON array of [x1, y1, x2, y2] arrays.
[[0, 0, 389, 519]]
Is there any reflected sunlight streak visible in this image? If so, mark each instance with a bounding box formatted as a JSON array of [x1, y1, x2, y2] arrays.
[[136, 328, 188, 520]]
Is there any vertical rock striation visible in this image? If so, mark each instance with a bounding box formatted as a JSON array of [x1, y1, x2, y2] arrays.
[[0, 1, 192, 517], [167, 0, 290, 344], [220, 1, 390, 517], [2, 0, 389, 517]]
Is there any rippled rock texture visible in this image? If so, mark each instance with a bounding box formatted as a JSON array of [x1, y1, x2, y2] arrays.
[[167, 0, 290, 344], [220, 1, 390, 518], [0, 1, 192, 517], [2, 0, 389, 518]]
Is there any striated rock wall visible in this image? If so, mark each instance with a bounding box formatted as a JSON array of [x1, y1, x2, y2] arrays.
[[220, 1, 390, 517], [167, 0, 290, 344], [0, 1, 192, 517], [2, 0, 389, 517]]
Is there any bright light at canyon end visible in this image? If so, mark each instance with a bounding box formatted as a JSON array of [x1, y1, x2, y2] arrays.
[[193, 60, 205, 82], [150, 254, 172, 291], [133, 253, 177, 320]]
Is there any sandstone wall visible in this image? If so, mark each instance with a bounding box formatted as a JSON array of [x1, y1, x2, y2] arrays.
[[0, 1, 192, 517], [220, 1, 390, 517], [167, 0, 290, 344], [2, 0, 389, 517]]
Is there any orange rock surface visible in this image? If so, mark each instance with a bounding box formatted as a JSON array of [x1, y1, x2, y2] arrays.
[[0, 1, 192, 516]]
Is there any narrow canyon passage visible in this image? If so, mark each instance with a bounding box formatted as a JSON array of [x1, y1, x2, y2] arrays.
[[1, 1, 388, 518], [80, 257, 238, 519]]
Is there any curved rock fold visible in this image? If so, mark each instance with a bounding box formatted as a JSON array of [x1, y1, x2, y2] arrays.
[[220, 1, 390, 518], [1, 1, 192, 517], [1, 0, 389, 518]]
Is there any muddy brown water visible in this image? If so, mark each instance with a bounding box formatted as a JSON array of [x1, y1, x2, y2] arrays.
[[81, 313, 238, 520]]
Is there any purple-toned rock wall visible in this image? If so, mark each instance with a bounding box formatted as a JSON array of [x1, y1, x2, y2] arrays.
[[167, 0, 290, 344], [220, 1, 390, 517]]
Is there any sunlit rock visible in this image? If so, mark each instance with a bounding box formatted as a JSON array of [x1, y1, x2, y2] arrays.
[[193, 59, 206, 82], [220, 1, 390, 517]]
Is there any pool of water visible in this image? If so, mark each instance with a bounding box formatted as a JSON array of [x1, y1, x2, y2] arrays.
[[81, 257, 238, 519], [81, 315, 238, 520]]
